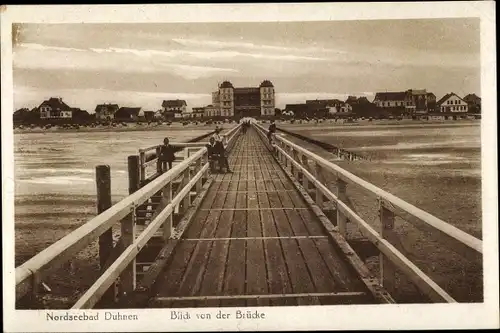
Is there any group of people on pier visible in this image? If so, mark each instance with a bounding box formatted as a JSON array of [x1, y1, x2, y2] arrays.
[[158, 119, 276, 175], [206, 127, 232, 174]]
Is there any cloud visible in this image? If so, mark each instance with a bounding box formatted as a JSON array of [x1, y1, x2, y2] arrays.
[[171, 38, 346, 55], [14, 44, 239, 80], [16, 43, 86, 53]]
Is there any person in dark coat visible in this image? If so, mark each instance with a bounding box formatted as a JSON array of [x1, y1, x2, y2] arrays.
[[160, 137, 175, 172], [212, 127, 232, 173], [206, 137, 220, 173], [268, 120, 276, 144]]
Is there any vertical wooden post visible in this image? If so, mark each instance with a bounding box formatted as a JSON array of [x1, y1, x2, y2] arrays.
[[119, 155, 139, 296], [128, 156, 140, 194], [301, 155, 309, 190], [139, 151, 146, 183], [289, 147, 295, 176], [120, 207, 136, 296], [128, 155, 141, 227], [96, 165, 112, 270], [184, 147, 189, 160], [379, 198, 396, 294], [336, 177, 348, 237], [292, 150, 299, 179], [203, 151, 209, 181], [314, 163, 324, 207], [181, 166, 191, 214], [196, 157, 202, 194], [163, 182, 173, 243], [155, 146, 162, 174]]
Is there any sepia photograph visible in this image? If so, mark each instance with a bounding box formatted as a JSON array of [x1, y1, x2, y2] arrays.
[[2, 3, 498, 332]]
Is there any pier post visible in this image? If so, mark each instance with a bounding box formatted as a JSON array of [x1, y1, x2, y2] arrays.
[[139, 151, 146, 184], [181, 154, 191, 214], [292, 150, 300, 179], [97, 165, 113, 270], [301, 155, 309, 190], [121, 156, 138, 296], [314, 163, 324, 207], [120, 208, 136, 296], [196, 157, 202, 194], [379, 199, 396, 295], [336, 178, 348, 237], [96, 165, 117, 305], [128, 155, 140, 194], [163, 181, 173, 242], [155, 146, 162, 174]]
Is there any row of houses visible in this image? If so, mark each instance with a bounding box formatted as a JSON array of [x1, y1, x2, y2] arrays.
[[283, 90, 481, 120], [15, 90, 482, 124]]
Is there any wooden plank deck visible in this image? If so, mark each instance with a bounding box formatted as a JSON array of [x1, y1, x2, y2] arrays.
[[149, 128, 375, 307]]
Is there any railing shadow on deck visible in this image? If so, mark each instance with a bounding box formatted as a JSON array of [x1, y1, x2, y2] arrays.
[[253, 123, 482, 304], [15, 124, 242, 309]]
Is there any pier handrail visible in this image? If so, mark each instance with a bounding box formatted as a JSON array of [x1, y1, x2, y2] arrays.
[[256, 123, 482, 254], [16, 122, 243, 308], [253, 123, 482, 303], [139, 124, 241, 153], [15, 147, 207, 302], [138, 124, 242, 183]]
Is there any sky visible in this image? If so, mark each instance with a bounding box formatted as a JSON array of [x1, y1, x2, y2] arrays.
[[12, 19, 480, 112]]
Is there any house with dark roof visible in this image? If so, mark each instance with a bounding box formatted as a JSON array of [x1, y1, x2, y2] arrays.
[[373, 92, 410, 108], [162, 100, 187, 119], [436, 93, 468, 113], [95, 103, 119, 121], [192, 107, 205, 118], [115, 107, 142, 121], [143, 111, 156, 122], [284, 103, 310, 118], [38, 97, 73, 120], [463, 93, 481, 113]]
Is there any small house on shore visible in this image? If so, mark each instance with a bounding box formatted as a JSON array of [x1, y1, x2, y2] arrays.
[[95, 103, 119, 121], [38, 97, 73, 120], [115, 107, 142, 122], [436, 92, 468, 113]]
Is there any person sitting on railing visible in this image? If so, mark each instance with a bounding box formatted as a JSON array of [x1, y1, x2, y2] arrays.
[[212, 127, 232, 173], [159, 137, 175, 173], [206, 137, 220, 173]]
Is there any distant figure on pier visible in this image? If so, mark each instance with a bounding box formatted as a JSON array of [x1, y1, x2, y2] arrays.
[[159, 137, 175, 172], [268, 120, 276, 144], [206, 137, 220, 173], [242, 119, 250, 134], [212, 127, 232, 173]]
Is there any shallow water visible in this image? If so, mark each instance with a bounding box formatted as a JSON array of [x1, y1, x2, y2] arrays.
[[13, 128, 213, 205]]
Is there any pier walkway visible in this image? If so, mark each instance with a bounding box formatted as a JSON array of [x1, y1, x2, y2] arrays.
[[15, 122, 482, 309], [147, 128, 379, 307]]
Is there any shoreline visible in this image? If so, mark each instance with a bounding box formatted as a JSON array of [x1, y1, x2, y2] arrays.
[[12, 118, 480, 134]]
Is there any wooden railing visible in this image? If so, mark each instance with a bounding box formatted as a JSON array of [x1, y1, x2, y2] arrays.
[[15, 124, 242, 309], [277, 127, 370, 161], [138, 125, 241, 184], [254, 123, 482, 303]]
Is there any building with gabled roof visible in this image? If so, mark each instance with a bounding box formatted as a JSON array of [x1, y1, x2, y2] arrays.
[[463, 93, 481, 113], [162, 100, 187, 119], [436, 92, 468, 113], [95, 103, 119, 121], [38, 97, 73, 119], [115, 107, 142, 121]]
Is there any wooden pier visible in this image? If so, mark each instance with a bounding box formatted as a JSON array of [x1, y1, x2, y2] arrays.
[[15, 122, 482, 309]]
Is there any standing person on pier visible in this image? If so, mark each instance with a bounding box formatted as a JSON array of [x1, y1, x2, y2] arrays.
[[212, 127, 232, 173], [159, 137, 175, 173], [268, 119, 276, 144]]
